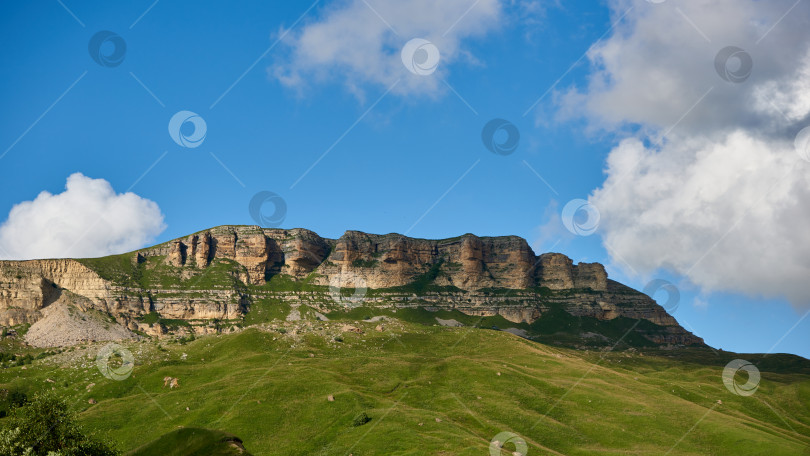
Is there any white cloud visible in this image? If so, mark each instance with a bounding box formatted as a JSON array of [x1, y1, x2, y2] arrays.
[[0, 173, 166, 260], [561, 0, 810, 307], [560, 0, 810, 135], [693, 296, 709, 311], [592, 131, 810, 305], [271, 0, 503, 97]]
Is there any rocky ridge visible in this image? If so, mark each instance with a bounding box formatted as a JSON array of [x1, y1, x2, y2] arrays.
[[0, 225, 703, 347]]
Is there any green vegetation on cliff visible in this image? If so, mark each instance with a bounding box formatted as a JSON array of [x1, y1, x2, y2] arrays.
[[78, 255, 246, 291]]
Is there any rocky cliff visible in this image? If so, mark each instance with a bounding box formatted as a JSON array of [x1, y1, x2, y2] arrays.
[[0, 225, 703, 347], [0, 260, 110, 325]]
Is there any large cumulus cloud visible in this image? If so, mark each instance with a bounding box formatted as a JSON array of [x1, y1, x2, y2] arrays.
[[561, 0, 810, 307], [0, 173, 166, 260]]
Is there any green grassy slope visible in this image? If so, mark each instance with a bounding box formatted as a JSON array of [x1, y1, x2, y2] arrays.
[[1, 321, 808, 455], [126, 427, 251, 456]]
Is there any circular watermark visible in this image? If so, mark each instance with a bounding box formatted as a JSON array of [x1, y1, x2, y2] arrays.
[[794, 126, 810, 162], [249, 191, 287, 228], [561, 199, 600, 236], [714, 46, 753, 83], [401, 38, 440, 76], [328, 271, 367, 307], [481, 118, 520, 156], [722, 359, 760, 397], [96, 343, 134, 381], [643, 279, 680, 314], [168, 111, 207, 148], [490, 431, 528, 456], [88, 31, 127, 68]]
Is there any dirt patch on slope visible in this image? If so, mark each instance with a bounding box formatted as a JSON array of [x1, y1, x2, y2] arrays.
[[25, 295, 137, 347]]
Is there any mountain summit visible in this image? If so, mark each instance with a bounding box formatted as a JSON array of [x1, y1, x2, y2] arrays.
[[0, 225, 702, 348]]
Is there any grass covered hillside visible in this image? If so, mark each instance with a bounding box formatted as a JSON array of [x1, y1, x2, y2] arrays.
[[127, 428, 251, 456], [0, 314, 808, 455]]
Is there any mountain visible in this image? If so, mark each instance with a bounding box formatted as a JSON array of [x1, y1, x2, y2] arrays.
[[0, 225, 702, 348], [1, 226, 808, 455]]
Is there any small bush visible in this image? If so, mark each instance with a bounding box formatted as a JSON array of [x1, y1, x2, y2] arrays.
[[352, 412, 371, 427], [0, 393, 119, 455], [0, 388, 28, 418], [178, 333, 196, 345], [351, 259, 378, 268]]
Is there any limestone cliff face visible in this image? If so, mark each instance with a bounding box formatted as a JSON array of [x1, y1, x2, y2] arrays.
[[536, 253, 574, 290], [146, 229, 560, 291], [312, 232, 545, 290], [151, 226, 329, 284], [0, 260, 111, 325], [0, 225, 702, 347], [574, 263, 608, 291]]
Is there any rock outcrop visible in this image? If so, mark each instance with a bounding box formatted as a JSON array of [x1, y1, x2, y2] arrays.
[[0, 225, 702, 347], [0, 260, 110, 325]]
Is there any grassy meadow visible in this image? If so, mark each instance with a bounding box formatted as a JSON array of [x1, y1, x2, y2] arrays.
[[1, 313, 808, 455]]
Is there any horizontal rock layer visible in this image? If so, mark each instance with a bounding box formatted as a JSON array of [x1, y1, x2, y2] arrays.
[[0, 225, 703, 346]]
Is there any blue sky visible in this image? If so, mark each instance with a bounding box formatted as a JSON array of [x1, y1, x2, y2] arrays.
[[1, 0, 808, 358]]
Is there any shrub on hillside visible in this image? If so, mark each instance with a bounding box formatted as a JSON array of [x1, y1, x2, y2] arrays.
[[352, 412, 371, 427], [0, 393, 119, 456], [0, 388, 27, 419]]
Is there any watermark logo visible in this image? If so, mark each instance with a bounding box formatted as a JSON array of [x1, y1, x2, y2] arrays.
[[794, 126, 810, 162], [482, 119, 520, 156], [249, 191, 287, 228], [401, 38, 440, 76], [643, 279, 680, 314], [96, 343, 134, 381], [168, 111, 207, 148], [722, 359, 760, 397], [490, 431, 528, 456], [88, 31, 127, 68], [561, 199, 600, 236], [714, 46, 753, 83], [328, 270, 367, 307]]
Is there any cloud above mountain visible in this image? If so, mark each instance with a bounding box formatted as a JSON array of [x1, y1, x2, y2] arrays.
[[271, 0, 502, 97], [0, 173, 166, 260], [562, 0, 810, 307]]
